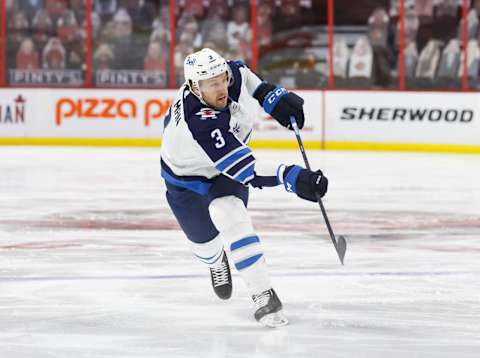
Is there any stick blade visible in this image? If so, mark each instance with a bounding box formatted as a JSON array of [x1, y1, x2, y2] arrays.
[[336, 235, 347, 265]]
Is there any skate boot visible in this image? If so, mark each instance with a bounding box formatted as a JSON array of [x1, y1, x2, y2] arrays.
[[209, 251, 232, 300], [252, 288, 288, 328]]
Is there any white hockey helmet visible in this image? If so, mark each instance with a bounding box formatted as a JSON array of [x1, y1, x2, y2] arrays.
[[183, 48, 230, 99]]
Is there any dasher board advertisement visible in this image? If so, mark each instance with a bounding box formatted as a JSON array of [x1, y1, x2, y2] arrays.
[[0, 89, 322, 145], [0, 89, 175, 139], [325, 91, 480, 146], [53, 89, 174, 138]]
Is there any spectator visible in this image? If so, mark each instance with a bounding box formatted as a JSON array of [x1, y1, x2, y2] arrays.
[[144, 41, 166, 72], [9, 11, 30, 47], [201, 7, 228, 51], [98, 20, 115, 44], [349, 37, 373, 80], [152, 5, 169, 34], [414, 0, 434, 52], [181, 0, 205, 21], [16, 37, 40, 69], [208, 0, 229, 21], [70, 0, 86, 24], [7, 11, 30, 68], [432, 0, 458, 43], [403, 4, 419, 46], [176, 12, 202, 47], [42, 37, 66, 69], [227, 5, 251, 50], [150, 28, 169, 55], [272, 0, 315, 34], [32, 9, 54, 51], [45, 0, 67, 22], [183, 18, 203, 48], [257, 0, 273, 49], [203, 19, 228, 52], [18, 0, 45, 22], [151, 11, 170, 45], [174, 32, 194, 84], [368, 7, 389, 49], [67, 24, 86, 70], [404, 41, 418, 79], [367, 8, 392, 86], [93, 43, 114, 70], [416, 39, 441, 79], [333, 38, 349, 79], [394, 2, 419, 74], [123, 0, 154, 33], [458, 40, 480, 78], [95, 0, 118, 22], [56, 9, 79, 46], [437, 38, 460, 79], [110, 8, 144, 69], [90, 11, 103, 42], [457, 9, 479, 44]]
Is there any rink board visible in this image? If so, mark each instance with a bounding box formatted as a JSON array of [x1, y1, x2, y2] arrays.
[[324, 90, 480, 153], [1, 88, 480, 153]]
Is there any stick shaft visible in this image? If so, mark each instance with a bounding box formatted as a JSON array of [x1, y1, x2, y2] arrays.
[[289, 116, 345, 264]]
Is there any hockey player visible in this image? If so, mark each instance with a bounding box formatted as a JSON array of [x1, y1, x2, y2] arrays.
[[161, 48, 328, 328]]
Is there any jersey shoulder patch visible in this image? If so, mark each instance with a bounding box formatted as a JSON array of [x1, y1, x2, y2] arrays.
[[195, 107, 221, 120]]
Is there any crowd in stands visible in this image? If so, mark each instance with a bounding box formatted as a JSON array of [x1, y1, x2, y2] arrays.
[[4, 0, 480, 88], [174, 0, 252, 84], [91, 0, 165, 73], [334, 0, 480, 88], [7, 0, 87, 72], [6, 0, 167, 84]]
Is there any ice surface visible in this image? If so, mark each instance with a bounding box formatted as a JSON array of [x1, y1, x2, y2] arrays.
[[0, 147, 479, 358]]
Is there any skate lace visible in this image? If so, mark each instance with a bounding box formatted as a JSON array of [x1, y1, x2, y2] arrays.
[[252, 290, 271, 308], [211, 261, 229, 287]]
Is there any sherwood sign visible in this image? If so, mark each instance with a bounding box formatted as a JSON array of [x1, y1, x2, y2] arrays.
[[325, 91, 480, 148], [340, 107, 474, 123]]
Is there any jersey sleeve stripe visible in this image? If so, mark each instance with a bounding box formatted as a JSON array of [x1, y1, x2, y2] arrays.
[[223, 151, 252, 172], [215, 146, 252, 172], [234, 162, 256, 183], [226, 154, 255, 177]]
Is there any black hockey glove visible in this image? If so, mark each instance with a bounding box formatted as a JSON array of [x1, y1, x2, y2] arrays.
[[253, 82, 305, 130], [279, 165, 328, 202]]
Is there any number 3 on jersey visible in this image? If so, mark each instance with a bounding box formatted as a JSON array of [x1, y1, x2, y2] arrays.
[[211, 128, 226, 148]]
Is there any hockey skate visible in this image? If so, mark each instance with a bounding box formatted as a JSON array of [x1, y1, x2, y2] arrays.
[[209, 251, 232, 300], [252, 289, 288, 328]]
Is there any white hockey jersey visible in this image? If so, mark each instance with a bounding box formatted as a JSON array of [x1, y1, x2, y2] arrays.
[[161, 61, 264, 195]]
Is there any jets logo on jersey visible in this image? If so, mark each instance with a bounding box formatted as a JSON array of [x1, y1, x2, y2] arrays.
[[196, 108, 220, 120], [232, 123, 241, 134]]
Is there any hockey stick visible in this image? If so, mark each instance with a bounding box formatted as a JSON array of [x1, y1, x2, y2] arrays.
[[289, 116, 347, 265]]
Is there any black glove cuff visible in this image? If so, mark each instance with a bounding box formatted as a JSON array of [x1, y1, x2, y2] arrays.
[[253, 82, 276, 107]]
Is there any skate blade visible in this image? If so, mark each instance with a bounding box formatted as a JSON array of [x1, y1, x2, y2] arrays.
[[259, 311, 289, 328]]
